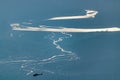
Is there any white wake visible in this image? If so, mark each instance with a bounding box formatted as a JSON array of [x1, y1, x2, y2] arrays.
[[48, 10, 98, 20], [11, 24, 120, 33]]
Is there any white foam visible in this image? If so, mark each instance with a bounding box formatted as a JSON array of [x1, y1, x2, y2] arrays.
[[26, 70, 33, 75], [41, 54, 64, 62]]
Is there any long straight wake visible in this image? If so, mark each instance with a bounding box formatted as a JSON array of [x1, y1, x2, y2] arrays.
[[11, 24, 120, 33]]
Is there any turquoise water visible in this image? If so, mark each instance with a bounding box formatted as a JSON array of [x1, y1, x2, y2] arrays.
[[0, 0, 120, 80]]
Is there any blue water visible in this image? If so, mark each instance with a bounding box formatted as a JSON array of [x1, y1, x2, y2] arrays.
[[0, 0, 120, 80]]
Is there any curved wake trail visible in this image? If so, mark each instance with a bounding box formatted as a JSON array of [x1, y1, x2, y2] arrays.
[[47, 10, 98, 20], [51, 32, 79, 61]]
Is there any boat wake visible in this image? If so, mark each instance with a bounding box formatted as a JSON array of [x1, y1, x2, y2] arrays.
[[11, 23, 120, 33], [47, 10, 98, 20]]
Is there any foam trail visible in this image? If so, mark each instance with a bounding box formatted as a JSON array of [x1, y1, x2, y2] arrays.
[[48, 10, 98, 20], [11, 24, 120, 33], [50, 32, 79, 61], [53, 37, 72, 53], [37, 32, 79, 64], [40, 54, 65, 62]]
